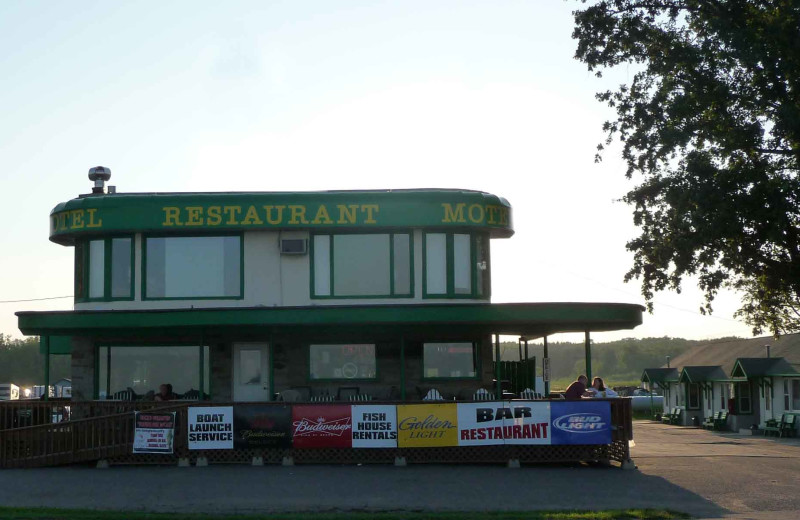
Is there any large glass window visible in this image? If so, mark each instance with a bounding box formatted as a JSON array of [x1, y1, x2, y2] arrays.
[[312, 233, 412, 297], [309, 344, 377, 380], [424, 232, 489, 298], [80, 237, 133, 300], [145, 235, 241, 298], [792, 379, 800, 411], [98, 345, 210, 400], [423, 342, 478, 379]]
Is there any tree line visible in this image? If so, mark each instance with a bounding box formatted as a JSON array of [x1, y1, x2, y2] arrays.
[[499, 336, 738, 385], [0, 335, 70, 388]]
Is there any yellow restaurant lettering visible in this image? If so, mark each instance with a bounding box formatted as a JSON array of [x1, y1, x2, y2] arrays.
[[161, 204, 381, 227], [440, 203, 508, 225], [52, 209, 103, 231]]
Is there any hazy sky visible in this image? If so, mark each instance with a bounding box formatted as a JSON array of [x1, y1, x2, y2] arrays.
[[0, 0, 756, 343]]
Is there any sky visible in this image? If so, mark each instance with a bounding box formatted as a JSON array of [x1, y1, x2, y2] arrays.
[[0, 0, 757, 343]]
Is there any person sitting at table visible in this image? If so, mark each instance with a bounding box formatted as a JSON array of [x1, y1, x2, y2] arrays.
[[564, 374, 591, 399], [588, 377, 618, 398], [154, 383, 174, 401]]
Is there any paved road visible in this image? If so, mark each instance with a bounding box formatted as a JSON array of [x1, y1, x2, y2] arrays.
[[632, 421, 800, 519], [0, 421, 797, 518]]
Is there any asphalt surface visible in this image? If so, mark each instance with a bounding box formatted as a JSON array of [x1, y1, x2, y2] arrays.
[[0, 421, 798, 519]]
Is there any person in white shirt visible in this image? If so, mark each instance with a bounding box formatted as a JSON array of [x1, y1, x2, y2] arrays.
[[589, 377, 618, 398]]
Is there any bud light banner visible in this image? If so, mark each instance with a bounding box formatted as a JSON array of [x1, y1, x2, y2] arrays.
[[292, 405, 353, 448], [549, 400, 612, 445]]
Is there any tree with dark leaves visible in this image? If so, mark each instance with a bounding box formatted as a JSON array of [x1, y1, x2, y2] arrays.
[[572, 0, 800, 336]]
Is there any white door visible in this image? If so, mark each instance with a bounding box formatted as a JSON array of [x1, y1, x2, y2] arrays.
[[233, 343, 271, 402]]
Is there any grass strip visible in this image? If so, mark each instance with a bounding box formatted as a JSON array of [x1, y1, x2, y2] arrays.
[[0, 507, 690, 520]]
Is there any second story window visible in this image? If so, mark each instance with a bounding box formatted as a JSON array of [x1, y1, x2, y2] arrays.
[[144, 235, 242, 299], [423, 232, 490, 298], [312, 233, 412, 298], [76, 237, 133, 301]]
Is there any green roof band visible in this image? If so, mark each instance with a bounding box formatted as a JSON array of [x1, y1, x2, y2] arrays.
[[18, 302, 644, 339], [49, 189, 514, 245]]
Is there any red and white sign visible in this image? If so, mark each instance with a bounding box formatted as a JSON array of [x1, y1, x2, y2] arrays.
[[457, 401, 551, 446], [292, 405, 352, 448]]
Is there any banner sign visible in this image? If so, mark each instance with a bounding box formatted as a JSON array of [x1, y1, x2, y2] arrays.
[[133, 412, 175, 454], [457, 402, 551, 446], [550, 400, 612, 445], [234, 405, 292, 449], [292, 405, 352, 448], [351, 405, 397, 448], [397, 404, 458, 448], [188, 406, 234, 450]]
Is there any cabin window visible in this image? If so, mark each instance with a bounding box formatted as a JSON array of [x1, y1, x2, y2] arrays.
[[788, 379, 800, 411], [97, 345, 209, 400], [736, 382, 752, 414], [80, 237, 133, 301], [687, 383, 701, 409], [422, 342, 478, 379], [424, 232, 489, 298], [311, 233, 412, 298], [308, 344, 377, 380], [144, 235, 241, 299]]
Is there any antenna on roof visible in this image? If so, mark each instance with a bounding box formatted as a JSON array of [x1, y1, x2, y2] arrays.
[[88, 166, 111, 195], [666, 355, 670, 368]]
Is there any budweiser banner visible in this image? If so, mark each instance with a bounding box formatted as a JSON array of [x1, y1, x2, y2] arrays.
[[188, 406, 234, 450], [133, 411, 175, 454], [234, 405, 292, 449], [351, 405, 397, 448], [397, 404, 458, 448], [457, 401, 551, 446], [292, 405, 352, 448]]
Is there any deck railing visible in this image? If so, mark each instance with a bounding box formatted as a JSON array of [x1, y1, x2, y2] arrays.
[[1, 398, 633, 468]]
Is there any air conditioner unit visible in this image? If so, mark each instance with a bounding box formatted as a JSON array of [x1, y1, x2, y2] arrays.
[[280, 238, 308, 255]]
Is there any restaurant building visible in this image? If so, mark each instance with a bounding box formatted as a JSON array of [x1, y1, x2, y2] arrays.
[[7, 169, 646, 467]]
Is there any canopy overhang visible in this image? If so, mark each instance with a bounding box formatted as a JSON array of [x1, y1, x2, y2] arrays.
[[19, 302, 644, 343]]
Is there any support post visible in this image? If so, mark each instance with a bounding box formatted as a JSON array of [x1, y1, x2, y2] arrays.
[[400, 337, 406, 401], [494, 334, 501, 399], [198, 338, 205, 401], [43, 336, 50, 401], [518, 338, 522, 361], [543, 336, 550, 396], [584, 330, 592, 382]]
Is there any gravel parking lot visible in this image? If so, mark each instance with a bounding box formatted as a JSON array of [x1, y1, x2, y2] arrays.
[[0, 421, 797, 519]]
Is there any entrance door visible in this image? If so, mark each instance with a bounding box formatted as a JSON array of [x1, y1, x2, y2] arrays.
[[233, 343, 271, 402]]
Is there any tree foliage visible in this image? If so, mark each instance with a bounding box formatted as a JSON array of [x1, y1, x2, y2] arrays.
[[572, 1, 800, 336], [0, 335, 70, 387]]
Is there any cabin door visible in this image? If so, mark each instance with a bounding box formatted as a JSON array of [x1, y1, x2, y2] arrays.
[[232, 343, 271, 402]]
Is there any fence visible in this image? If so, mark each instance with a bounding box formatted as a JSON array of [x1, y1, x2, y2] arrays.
[[1, 399, 632, 469]]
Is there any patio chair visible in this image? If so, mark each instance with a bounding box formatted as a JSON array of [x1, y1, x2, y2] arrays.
[[423, 388, 444, 401], [473, 388, 495, 401], [348, 393, 372, 402], [519, 388, 541, 400], [277, 389, 302, 402]]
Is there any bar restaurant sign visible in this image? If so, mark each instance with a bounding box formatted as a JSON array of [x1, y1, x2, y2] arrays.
[[181, 401, 611, 451]]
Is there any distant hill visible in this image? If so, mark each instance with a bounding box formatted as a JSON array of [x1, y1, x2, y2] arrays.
[[498, 336, 742, 388]]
